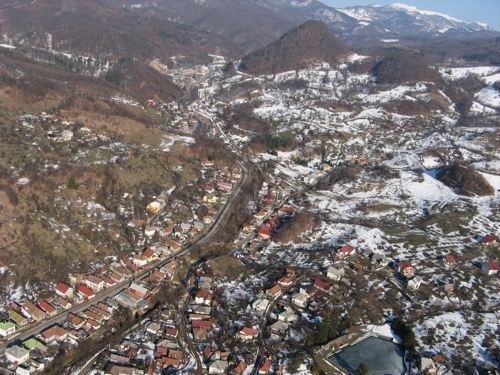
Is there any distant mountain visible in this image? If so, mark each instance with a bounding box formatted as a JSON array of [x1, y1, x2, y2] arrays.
[[239, 20, 352, 75], [284, 1, 499, 47], [98, 0, 305, 55]]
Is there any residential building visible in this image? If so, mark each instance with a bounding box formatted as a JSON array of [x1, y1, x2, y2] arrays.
[[482, 262, 499, 275], [0, 321, 15, 336], [327, 266, 345, 281], [237, 327, 259, 340], [5, 345, 30, 364], [55, 281, 74, 298]]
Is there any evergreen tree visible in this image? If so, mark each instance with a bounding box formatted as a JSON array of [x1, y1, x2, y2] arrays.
[[315, 309, 341, 344], [67, 175, 79, 190]]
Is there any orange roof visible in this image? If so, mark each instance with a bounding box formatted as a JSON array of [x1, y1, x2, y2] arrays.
[[269, 285, 281, 295]]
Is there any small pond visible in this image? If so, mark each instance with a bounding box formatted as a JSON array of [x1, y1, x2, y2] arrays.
[[329, 336, 405, 375]]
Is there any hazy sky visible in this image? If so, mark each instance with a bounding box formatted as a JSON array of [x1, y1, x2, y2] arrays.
[[319, 1, 500, 31]]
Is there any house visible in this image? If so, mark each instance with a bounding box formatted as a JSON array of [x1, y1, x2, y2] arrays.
[[203, 215, 214, 225], [145, 226, 156, 237], [258, 226, 274, 239], [55, 281, 74, 298], [278, 308, 299, 323], [326, 266, 345, 281], [165, 327, 178, 338], [254, 210, 267, 220], [193, 305, 212, 315], [482, 262, 499, 275], [407, 276, 422, 291], [277, 277, 293, 286], [291, 291, 308, 308], [41, 325, 68, 343], [130, 283, 149, 298], [146, 322, 162, 335], [9, 310, 28, 327], [444, 255, 456, 267], [396, 261, 415, 277], [270, 320, 289, 334], [193, 327, 208, 340], [39, 300, 57, 316], [143, 248, 159, 262], [267, 285, 282, 298], [194, 289, 213, 306], [314, 279, 331, 293], [83, 275, 105, 292], [192, 320, 213, 329], [22, 301, 46, 321], [78, 284, 96, 299], [205, 185, 215, 193], [209, 360, 229, 374], [133, 254, 148, 268], [259, 357, 272, 374], [337, 245, 356, 258], [481, 234, 499, 245], [5, 345, 30, 364], [0, 321, 16, 336], [86, 318, 101, 330], [237, 327, 259, 340], [203, 193, 218, 203], [23, 338, 47, 353], [67, 313, 86, 329], [251, 298, 269, 314], [231, 360, 247, 375]]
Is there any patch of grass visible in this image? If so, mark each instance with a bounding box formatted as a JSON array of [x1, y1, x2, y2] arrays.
[[418, 212, 467, 235], [208, 256, 245, 278], [368, 203, 401, 212]]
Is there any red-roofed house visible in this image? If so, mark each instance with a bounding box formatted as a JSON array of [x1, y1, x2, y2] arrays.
[[266, 285, 282, 298], [481, 234, 499, 245], [165, 328, 178, 338], [55, 282, 73, 298], [39, 301, 57, 316], [78, 284, 96, 299], [396, 261, 415, 277], [143, 248, 159, 262], [444, 255, 455, 267], [337, 245, 356, 258], [482, 262, 499, 276], [314, 279, 331, 292], [237, 327, 259, 341], [192, 320, 213, 329], [194, 289, 213, 306], [257, 226, 274, 240], [259, 357, 271, 374], [41, 325, 68, 344]]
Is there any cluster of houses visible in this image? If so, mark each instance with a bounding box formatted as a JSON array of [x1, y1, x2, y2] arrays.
[[101, 309, 185, 375], [0, 247, 181, 373], [236, 179, 297, 262]]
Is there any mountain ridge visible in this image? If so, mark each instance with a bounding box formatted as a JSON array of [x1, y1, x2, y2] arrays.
[[239, 20, 353, 75]]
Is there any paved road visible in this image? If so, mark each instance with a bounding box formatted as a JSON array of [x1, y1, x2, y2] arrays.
[[0, 156, 249, 357]]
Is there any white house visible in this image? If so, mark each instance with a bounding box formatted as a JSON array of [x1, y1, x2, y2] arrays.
[[209, 360, 229, 374], [251, 298, 270, 314], [326, 266, 345, 281], [278, 308, 299, 323], [291, 291, 308, 308], [407, 276, 422, 291], [0, 321, 16, 337], [5, 345, 30, 364]]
